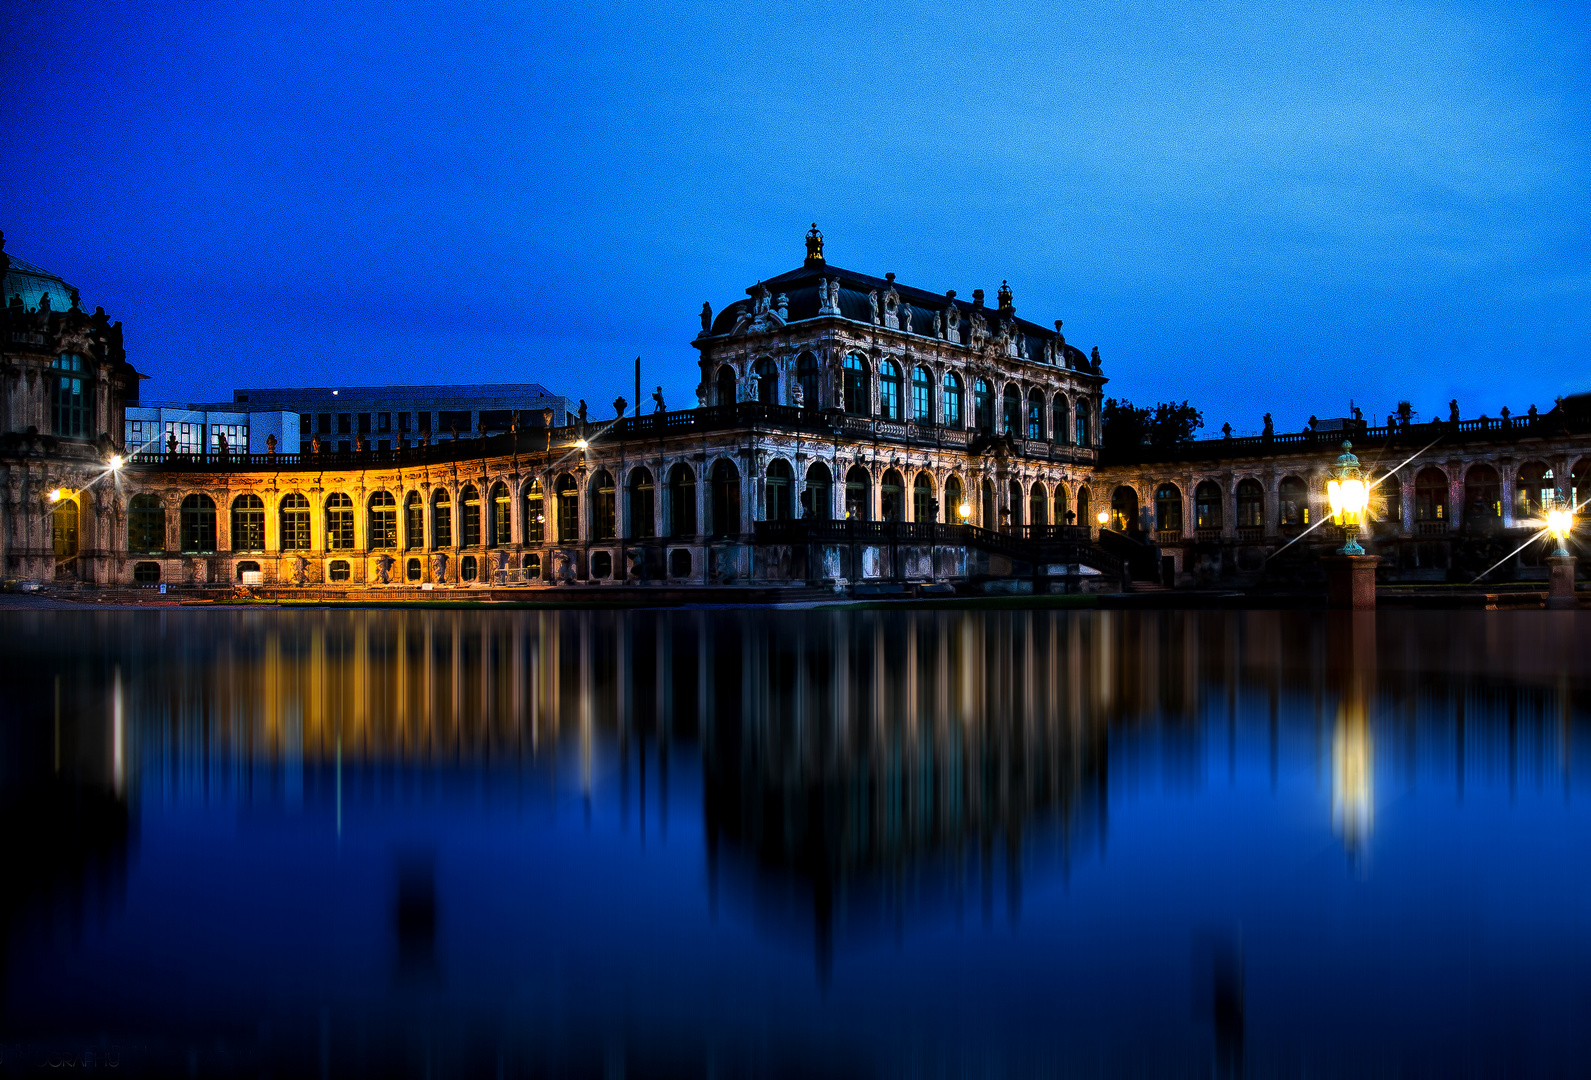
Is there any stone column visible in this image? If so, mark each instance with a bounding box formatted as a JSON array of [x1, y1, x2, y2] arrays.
[[1499, 461, 1516, 528], [1400, 470, 1415, 537], [1447, 464, 1464, 534]]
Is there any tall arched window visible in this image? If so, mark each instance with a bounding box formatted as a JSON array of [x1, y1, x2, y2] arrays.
[[325, 493, 355, 550], [1007, 480, 1023, 528], [128, 493, 165, 553], [523, 481, 545, 543], [974, 379, 994, 432], [1029, 481, 1048, 527], [1376, 473, 1401, 524], [754, 357, 778, 405], [1155, 483, 1183, 533], [1053, 484, 1069, 524], [1110, 487, 1138, 532], [51, 354, 92, 439], [803, 462, 831, 520], [1278, 477, 1308, 526], [981, 478, 996, 528], [844, 354, 870, 416], [1194, 481, 1223, 529], [1075, 397, 1091, 446], [880, 469, 904, 521], [796, 352, 820, 408], [52, 498, 79, 559], [942, 372, 963, 427], [668, 463, 696, 536], [280, 493, 311, 550], [945, 475, 964, 522], [710, 459, 740, 537], [591, 471, 616, 541], [1076, 486, 1090, 527], [366, 491, 396, 549], [1464, 464, 1501, 526], [180, 494, 217, 553], [555, 475, 579, 542], [432, 489, 453, 547], [460, 485, 481, 547], [878, 359, 902, 420], [1051, 394, 1069, 444], [1415, 468, 1447, 522], [1002, 386, 1021, 436], [1027, 389, 1044, 440], [913, 473, 934, 522], [404, 491, 424, 548], [911, 367, 933, 423], [231, 493, 266, 552], [489, 483, 511, 545], [766, 459, 793, 521], [1516, 462, 1553, 518], [628, 469, 655, 538], [1235, 479, 1264, 528], [715, 365, 737, 406], [845, 466, 871, 521]]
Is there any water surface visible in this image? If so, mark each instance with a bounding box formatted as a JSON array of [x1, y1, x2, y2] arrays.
[[4, 608, 1589, 1076]]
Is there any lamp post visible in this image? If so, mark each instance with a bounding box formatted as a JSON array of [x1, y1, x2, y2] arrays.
[[1321, 441, 1379, 610], [1545, 508, 1578, 610]]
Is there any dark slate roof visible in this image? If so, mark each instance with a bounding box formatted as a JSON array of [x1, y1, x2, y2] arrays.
[[708, 263, 1090, 369]]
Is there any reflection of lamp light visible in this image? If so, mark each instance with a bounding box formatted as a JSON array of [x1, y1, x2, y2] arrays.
[[1096, 509, 1109, 526], [1326, 441, 1368, 555], [575, 439, 588, 450], [957, 502, 971, 519], [48, 488, 62, 503], [1547, 507, 1573, 557], [108, 454, 124, 470], [1332, 698, 1373, 860]]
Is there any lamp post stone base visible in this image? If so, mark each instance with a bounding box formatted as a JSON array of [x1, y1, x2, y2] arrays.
[[1321, 554, 1380, 611], [1547, 554, 1579, 610]]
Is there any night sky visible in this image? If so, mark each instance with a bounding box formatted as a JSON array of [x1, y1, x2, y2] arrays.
[[4, 0, 1588, 434]]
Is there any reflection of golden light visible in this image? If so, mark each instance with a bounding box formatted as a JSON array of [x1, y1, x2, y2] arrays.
[[575, 439, 588, 450], [48, 488, 62, 503], [1546, 508, 1573, 539], [108, 454, 124, 470], [1332, 699, 1373, 858]]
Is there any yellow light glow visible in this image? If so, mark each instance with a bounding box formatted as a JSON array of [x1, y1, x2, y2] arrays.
[[108, 454, 124, 470], [1328, 478, 1368, 523], [1547, 508, 1573, 538], [48, 488, 62, 503], [1096, 509, 1110, 526], [575, 439, 588, 450], [957, 502, 971, 519]]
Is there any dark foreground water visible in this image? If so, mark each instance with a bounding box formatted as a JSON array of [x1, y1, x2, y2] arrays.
[[2, 607, 1589, 1077]]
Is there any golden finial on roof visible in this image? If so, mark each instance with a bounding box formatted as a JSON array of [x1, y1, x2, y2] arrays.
[[997, 279, 1014, 315], [804, 223, 825, 266]]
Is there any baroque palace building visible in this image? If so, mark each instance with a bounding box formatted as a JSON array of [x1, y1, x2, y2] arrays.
[[2, 225, 1587, 593]]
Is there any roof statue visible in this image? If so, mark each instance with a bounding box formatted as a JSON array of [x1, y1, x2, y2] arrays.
[[804, 223, 825, 267], [699, 301, 712, 334], [997, 280, 1014, 316]]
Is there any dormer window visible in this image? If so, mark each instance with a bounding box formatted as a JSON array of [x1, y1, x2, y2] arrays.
[[51, 354, 92, 439]]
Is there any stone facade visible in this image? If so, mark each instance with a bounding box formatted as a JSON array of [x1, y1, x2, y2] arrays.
[[0, 233, 143, 584]]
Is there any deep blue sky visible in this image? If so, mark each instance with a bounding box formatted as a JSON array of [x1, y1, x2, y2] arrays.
[[4, 0, 1588, 434]]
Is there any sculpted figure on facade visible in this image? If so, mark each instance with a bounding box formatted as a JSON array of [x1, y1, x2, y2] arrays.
[[699, 301, 712, 334], [431, 552, 447, 582], [291, 554, 308, 586], [775, 293, 788, 321], [375, 553, 394, 584], [900, 302, 912, 334], [827, 278, 840, 315], [945, 292, 959, 340], [883, 278, 900, 330], [868, 290, 880, 325]]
